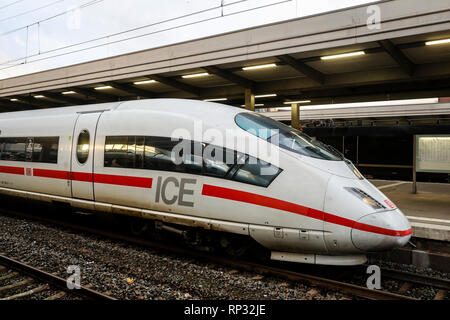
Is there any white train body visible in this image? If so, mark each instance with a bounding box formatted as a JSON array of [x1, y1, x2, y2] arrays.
[[0, 99, 412, 265]]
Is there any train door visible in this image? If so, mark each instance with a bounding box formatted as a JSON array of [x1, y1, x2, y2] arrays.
[[71, 112, 102, 200]]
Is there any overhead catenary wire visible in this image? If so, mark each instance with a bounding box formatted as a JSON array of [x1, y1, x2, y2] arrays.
[[0, 0, 104, 38], [0, 0, 28, 11], [0, 0, 251, 66], [0, 0, 293, 71], [0, 0, 66, 23]]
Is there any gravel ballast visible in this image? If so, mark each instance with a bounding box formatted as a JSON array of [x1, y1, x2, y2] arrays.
[[0, 213, 346, 300], [1, 211, 447, 300]]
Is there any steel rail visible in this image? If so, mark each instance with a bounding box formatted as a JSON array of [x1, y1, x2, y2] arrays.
[[0, 207, 416, 300], [381, 268, 450, 291], [0, 254, 117, 300], [210, 258, 417, 300]]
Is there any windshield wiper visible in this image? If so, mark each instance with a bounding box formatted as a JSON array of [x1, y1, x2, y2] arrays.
[[304, 145, 327, 157], [312, 140, 344, 160], [326, 144, 345, 159]]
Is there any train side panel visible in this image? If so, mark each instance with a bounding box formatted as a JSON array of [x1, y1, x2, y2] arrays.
[[0, 113, 76, 199], [92, 108, 331, 253]]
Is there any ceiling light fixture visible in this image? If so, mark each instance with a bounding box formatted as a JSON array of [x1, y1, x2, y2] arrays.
[[241, 104, 264, 107], [255, 94, 277, 98], [134, 80, 156, 85], [425, 38, 450, 46], [321, 51, 365, 60], [94, 86, 113, 90], [242, 63, 277, 71], [203, 98, 227, 102], [182, 72, 209, 78], [283, 100, 311, 104]]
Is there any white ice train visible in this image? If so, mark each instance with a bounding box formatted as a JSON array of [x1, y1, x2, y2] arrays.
[[0, 99, 412, 265]]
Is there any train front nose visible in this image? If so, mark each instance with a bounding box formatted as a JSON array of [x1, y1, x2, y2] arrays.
[[351, 208, 412, 252]]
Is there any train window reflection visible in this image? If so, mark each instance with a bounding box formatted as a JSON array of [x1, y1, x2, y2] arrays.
[[104, 135, 282, 187], [76, 130, 90, 164], [33, 137, 59, 163], [144, 137, 182, 172], [0, 138, 26, 161], [233, 156, 281, 187], [204, 146, 241, 177], [135, 136, 145, 169], [172, 140, 203, 174], [235, 113, 342, 161], [0, 137, 59, 163], [127, 136, 136, 169], [104, 136, 128, 167]]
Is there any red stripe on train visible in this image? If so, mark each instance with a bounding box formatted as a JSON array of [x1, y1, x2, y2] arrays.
[[323, 212, 412, 237], [72, 172, 93, 182], [202, 184, 412, 237], [94, 174, 152, 188], [0, 165, 24, 175], [32, 169, 152, 188], [33, 170, 94, 182], [33, 168, 69, 180], [2, 166, 152, 188], [202, 184, 324, 220]]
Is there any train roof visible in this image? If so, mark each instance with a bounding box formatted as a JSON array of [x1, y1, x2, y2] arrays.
[[0, 99, 246, 120]]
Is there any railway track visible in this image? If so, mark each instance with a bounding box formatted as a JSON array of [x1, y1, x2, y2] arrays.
[[0, 206, 446, 300], [381, 268, 449, 300], [0, 254, 117, 300]]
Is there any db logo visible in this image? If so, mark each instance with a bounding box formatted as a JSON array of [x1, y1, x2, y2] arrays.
[[384, 199, 396, 209], [26, 168, 32, 176]]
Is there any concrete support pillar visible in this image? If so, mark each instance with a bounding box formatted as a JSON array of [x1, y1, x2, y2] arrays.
[[291, 103, 299, 129], [412, 135, 417, 194], [245, 88, 255, 111]]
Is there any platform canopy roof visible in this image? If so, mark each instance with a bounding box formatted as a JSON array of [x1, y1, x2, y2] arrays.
[[1, 0, 450, 113]]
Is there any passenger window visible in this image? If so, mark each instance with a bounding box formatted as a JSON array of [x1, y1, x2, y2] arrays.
[[203, 145, 242, 177], [0, 138, 26, 161], [0, 137, 58, 163], [233, 156, 282, 187], [104, 136, 128, 167], [144, 137, 180, 172], [135, 136, 145, 169], [33, 137, 59, 163], [175, 140, 203, 175], [127, 136, 136, 169], [0, 138, 7, 159], [102, 135, 282, 187], [26, 138, 33, 161], [143, 137, 203, 174], [76, 130, 90, 164]]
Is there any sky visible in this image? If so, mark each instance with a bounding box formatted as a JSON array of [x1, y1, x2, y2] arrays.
[[0, 0, 375, 80]]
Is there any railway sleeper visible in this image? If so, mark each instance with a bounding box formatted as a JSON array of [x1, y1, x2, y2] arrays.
[[0, 278, 33, 293], [433, 289, 447, 300], [0, 272, 19, 282], [1, 284, 49, 300]]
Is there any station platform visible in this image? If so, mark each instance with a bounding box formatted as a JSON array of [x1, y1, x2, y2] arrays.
[[370, 179, 450, 242]]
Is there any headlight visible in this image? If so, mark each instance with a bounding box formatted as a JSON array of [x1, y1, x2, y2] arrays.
[[344, 187, 386, 210]]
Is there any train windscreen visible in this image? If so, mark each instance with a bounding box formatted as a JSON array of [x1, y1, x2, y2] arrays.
[[235, 112, 343, 161]]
